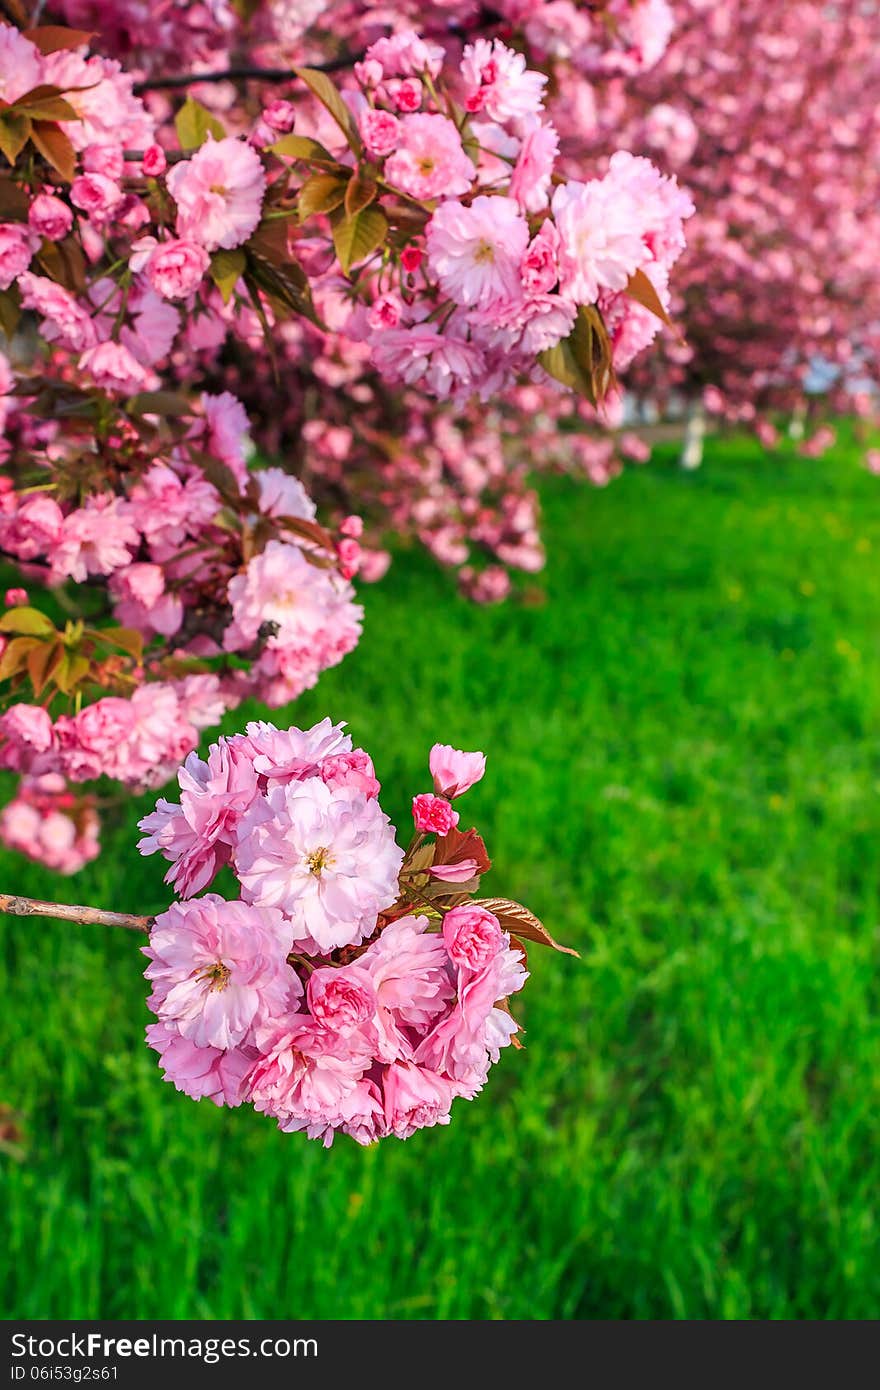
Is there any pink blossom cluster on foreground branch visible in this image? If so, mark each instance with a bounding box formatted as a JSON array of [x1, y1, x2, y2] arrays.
[[0, 8, 692, 872], [0, 726, 577, 1145]]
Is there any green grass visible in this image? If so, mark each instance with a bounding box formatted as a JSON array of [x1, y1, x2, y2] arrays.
[[2, 427, 880, 1320]]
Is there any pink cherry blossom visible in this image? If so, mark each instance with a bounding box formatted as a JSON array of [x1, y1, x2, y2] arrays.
[[426, 196, 530, 310], [144, 895, 294, 1050], [429, 744, 487, 797], [166, 137, 266, 251], [412, 793, 459, 835], [384, 114, 475, 201]]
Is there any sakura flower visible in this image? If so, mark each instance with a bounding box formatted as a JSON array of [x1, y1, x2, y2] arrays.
[[137, 736, 261, 897], [384, 114, 475, 202], [144, 895, 294, 1050], [442, 904, 505, 973], [78, 341, 151, 396], [28, 194, 73, 243], [307, 965, 377, 1035], [0, 26, 42, 105], [429, 744, 487, 797], [17, 274, 98, 353], [461, 38, 547, 124], [0, 224, 37, 291], [235, 777, 404, 952], [166, 137, 266, 251], [426, 196, 530, 310], [412, 793, 459, 835], [146, 1021, 254, 1107], [135, 237, 211, 300], [381, 1061, 455, 1140], [509, 121, 559, 213], [552, 176, 646, 303], [51, 496, 138, 583]]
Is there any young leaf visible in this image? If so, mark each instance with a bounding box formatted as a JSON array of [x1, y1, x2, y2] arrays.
[[0, 606, 56, 637], [539, 305, 616, 405], [293, 67, 362, 153], [0, 112, 32, 166], [331, 205, 388, 275], [26, 639, 62, 697], [36, 235, 86, 293], [0, 286, 21, 341], [12, 86, 79, 121], [271, 134, 338, 166], [625, 267, 674, 328], [433, 826, 492, 876], [345, 169, 378, 218], [23, 26, 95, 54], [53, 650, 91, 696], [471, 897, 580, 957], [175, 96, 224, 151], [209, 247, 246, 304], [297, 172, 349, 219], [0, 636, 42, 683], [30, 122, 76, 182], [97, 627, 144, 660]]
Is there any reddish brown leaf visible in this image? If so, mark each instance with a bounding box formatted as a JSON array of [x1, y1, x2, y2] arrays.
[[471, 898, 580, 957], [433, 826, 492, 875], [23, 26, 95, 54], [30, 122, 77, 182], [625, 267, 674, 329]]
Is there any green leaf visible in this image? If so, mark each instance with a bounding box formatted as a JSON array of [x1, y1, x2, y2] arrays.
[[0, 606, 56, 638], [539, 305, 615, 405], [0, 636, 41, 683], [0, 112, 32, 166], [29, 122, 76, 182], [12, 86, 79, 121], [127, 390, 194, 417], [297, 172, 349, 219], [209, 247, 246, 304], [270, 133, 339, 166], [98, 627, 144, 660], [625, 267, 674, 329], [53, 651, 91, 696], [0, 286, 21, 342], [293, 67, 361, 152], [175, 96, 224, 151], [331, 205, 388, 275]]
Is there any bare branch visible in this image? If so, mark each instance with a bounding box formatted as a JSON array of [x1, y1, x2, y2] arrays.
[[133, 54, 358, 95], [0, 893, 151, 934]]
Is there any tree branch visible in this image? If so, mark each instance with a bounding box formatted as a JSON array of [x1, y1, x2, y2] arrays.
[[0, 893, 151, 934], [133, 54, 358, 95]]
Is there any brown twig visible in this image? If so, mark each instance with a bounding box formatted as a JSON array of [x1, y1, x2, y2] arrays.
[[0, 893, 151, 934], [133, 54, 358, 94]]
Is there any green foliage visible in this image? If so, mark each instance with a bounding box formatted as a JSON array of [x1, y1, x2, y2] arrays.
[[1, 428, 879, 1319]]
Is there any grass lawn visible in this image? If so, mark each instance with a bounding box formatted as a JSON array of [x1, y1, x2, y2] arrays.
[[2, 427, 879, 1320]]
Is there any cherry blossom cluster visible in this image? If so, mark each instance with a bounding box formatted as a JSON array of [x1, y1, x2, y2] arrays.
[[136, 722, 566, 1145]]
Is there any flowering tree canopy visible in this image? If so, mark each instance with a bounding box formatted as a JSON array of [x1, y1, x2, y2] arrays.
[[575, 0, 880, 455], [0, 3, 691, 870]]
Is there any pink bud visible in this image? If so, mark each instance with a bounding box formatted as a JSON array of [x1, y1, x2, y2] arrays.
[[4, 588, 27, 606], [142, 145, 167, 178], [401, 244, 423, 274], [263, 100, 296, 133], [28, 193, 73, 242], [412, 793, 459, 836], [337, 538, 361, 579], [340, 515, 363, 538]]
